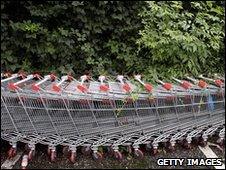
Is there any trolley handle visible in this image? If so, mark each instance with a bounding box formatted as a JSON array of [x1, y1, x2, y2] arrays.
[[172, 77, 192, 90], [134, 75, 152, 92], [1, 73, 19, 83], [98, 75, 109, 92], [117, 75, 131, 92], [7, 74, 39, 91], [157, 79, 172, 91], [32, 74, 56, 92], [52, 75, 71, 92], [2, 71, 13, 78], [186, 76, 208, 89], [75, 75, 89, 93], [199, 75, 223, 87], [214, 73, 225, 81]]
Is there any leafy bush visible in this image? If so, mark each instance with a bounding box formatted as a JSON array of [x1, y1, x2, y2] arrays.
[[1, 1, 225, 81], [137, 1, 225, 81], [1, 1, 145, 76]]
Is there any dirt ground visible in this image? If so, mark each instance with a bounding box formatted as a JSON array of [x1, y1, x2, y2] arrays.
[[1, 138, 224, 169]]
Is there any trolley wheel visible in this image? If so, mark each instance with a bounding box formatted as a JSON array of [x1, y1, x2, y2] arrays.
[[168, 144, 175, 152], [216, 139, 224, 147], [50, 150, 56, 162], [193, 137, 199, 144], [92, 152, 103, 161], [126, 145, 132, 154], [24, 144, 29, 151], [8, 147, 16, 158], [81, 146, 91, 156], [28, 150, 35, 161], [152, 148, 158, 155], [69, 151, 76, 163], [184, 142, 191, 149], [145, 143, 152, 151], [62, 146, 69, 156], [114, 151, 123, 160], [107, 147, 114, 157], [21, 155, 28, 169], [134, 149, 144, 159], [199, 140, 207, 147], [47, 148, 51, 156]]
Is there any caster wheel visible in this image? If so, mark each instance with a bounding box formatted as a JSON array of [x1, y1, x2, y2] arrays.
[[193, 137, 199, 144], [28, 150, 35, 161], [114, 151, 123, 160], [126, 146, 132, 154], [184, 142, 191, 149], [47, 148, 51, 156], [63, 146, 69, 156], [92, 152, 103, 161], [21, 155, 28, 169], [81, 146, 91, 156], [177, 140, 184, 146], [25, 144, 30, 151], [199, 140, 207, 147], [50, 150, 56, 162], [216, 139, 224, 146], [145, 143, 152, 151], [107, 147, 114, 157], [168, 144, 175, 152], [134, 149, 144, 159], [69, 151, 76, 163], [152, 148, 158, 155], [8, 147, 16, 158]]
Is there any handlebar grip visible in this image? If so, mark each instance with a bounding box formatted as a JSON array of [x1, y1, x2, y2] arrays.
[[163, 83, 172, 91], [77, 84, 88, 93], [122, 83, 131, 92], [214, 79, 223, 87], [50, 74, 56, 81], [33, 73, 41, 79], [198, 80, 207, 88], [100, 84, 109, 92], [8, 83, 18, 91], [32, 84, 40, 92], [144, 83, 152, 92], [52, 84, 61, 92], [181, 81, 192, 90]]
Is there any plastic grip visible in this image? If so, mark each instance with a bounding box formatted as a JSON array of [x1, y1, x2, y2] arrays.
[[214, 79, 223, 87], [18, 72, 26, 79], [4, 72, 12, 78], [52, 84, 61, 92], [67, 75, 73, 81], [32, 84, 40, 92], [144, 83, 153, 92], [122, 83, 131, 92], [33, 73, 41, 79], [50, 73, 56, 81], [99, 84, 109, 92], [163, 83, 172, 91], [198, 80, 207, 88], [77, 84, 88, 93], [8, 83, 18, 91], [181, 81, 191, 89]]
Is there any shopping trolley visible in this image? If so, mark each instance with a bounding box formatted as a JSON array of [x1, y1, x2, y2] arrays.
[[1, 72, 225, 163]]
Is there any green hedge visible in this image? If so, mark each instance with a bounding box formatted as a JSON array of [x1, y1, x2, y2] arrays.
[[1, 1, 225, 81]]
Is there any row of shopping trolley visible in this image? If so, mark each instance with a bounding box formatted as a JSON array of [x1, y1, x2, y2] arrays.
[[1, 72, 225, 164]]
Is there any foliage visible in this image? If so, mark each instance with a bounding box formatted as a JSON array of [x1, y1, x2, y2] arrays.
[[1, 1, 225, 81], [137, 1, 225, 81], [1, 1, 145, 76]]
